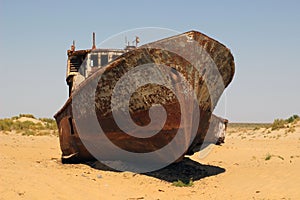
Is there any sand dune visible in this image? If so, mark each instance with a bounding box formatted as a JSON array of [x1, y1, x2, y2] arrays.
[[0, 121, 300, 199]]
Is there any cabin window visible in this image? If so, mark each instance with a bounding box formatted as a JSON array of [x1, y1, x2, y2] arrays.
[[101, 54, 109, 66], [90, 54, 98, 67]]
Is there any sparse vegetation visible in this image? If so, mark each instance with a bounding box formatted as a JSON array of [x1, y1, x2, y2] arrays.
[[271, 115, 299, 131], [0, 119, 35, 131], [228, 114, 299, 134], [286, 115, 299, 123], [286, 126, 296, 133], [0, 119, 13, 131], [19, 114, 36, 119], [265, 153, 272, 161], [271, 119, 286, 130], [264, 153, 284, 161], [22, 130, 35, 136], [172, 179, 194, 187], [39, 118, 57, 130], [0, 114, 57, 136], [253, 127, 260, 131], [228, 123, 271, 129], [277, 155, 284, 160], [227, 123, 271, 135]]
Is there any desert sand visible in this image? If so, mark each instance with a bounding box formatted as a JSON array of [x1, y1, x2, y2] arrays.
[[1, 121, 300, 200]]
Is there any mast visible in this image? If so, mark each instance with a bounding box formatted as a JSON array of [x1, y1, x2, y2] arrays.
[[92, 32, 96, 50]]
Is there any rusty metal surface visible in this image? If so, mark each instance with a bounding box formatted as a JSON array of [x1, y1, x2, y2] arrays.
[[54, 30, 235, 163]]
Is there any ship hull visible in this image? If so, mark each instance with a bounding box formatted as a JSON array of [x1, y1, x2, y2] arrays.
[[54, 30, 235, 164]]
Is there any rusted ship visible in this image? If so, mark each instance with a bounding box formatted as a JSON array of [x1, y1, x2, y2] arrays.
[[54, 30, 235, 166]]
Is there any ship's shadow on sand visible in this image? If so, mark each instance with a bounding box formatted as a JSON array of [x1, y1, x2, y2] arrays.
[[85, 157, 225, 183]]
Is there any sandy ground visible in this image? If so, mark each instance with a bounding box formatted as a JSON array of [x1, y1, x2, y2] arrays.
[[1, 122, 300, 200]]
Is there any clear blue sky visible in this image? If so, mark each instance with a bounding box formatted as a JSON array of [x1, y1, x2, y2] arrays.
[[0, 0, 299, 122]]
